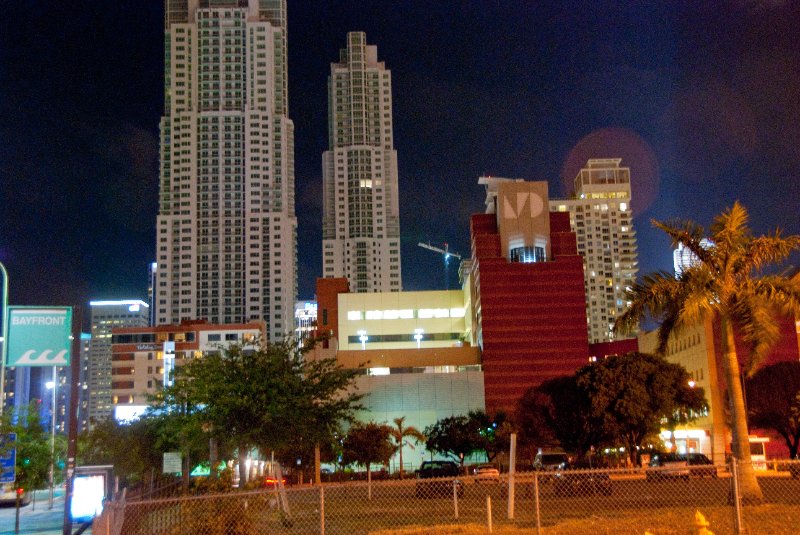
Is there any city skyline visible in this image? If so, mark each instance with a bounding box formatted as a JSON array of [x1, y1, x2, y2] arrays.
[[2, 1, 800, 315]]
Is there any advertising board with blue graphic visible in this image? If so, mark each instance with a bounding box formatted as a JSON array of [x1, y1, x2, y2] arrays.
[[4, 307, 72, 367], [0, 433, 16, 484]]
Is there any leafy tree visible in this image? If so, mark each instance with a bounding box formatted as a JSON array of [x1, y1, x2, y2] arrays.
[[517, 375, 610, 459], [616, 202, 800, 503], [79, 415, 192, 488], [746, 361, 800, 458], [0, 403, 51, 494], [387, 417, 425, 479], [467, 410, 511, 462], [341, 422, 394, 484], [576, 352, 706, 466], [154, 338, 362, 486], [423, 415, 483, 466]]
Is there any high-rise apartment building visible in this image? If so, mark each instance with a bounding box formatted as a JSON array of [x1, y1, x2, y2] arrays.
[[550, 159, 639, 344], [156, 0, 297, 342], [88, 300, 149, 426], [322, 32, 402, 293]]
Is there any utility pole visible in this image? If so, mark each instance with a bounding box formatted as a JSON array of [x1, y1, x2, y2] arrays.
[[0, 261, 8, 417]]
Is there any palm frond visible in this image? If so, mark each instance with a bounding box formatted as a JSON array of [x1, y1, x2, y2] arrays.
[[652, 218, 713, 264], [741, 233, 800, 274], [750, 275, 800, 322], [614, 271, 683, 335], [710, 201, 752, 253], [730, 294, 781, 375]]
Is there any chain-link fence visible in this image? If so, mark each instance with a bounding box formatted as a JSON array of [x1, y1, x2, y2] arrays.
[[93, 459, 800, 535]]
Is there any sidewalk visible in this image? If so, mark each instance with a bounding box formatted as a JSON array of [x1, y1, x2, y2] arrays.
[[0, 488, 71, 535]]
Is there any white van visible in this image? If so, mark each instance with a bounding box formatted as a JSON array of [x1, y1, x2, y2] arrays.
[[0, 482, 29, 506]]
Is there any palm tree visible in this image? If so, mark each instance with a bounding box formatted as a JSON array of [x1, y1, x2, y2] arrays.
[[615, 202, 800, 504], [388, 417, 426, 479]]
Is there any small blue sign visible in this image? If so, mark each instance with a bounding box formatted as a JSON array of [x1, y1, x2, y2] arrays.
[[0, 433, 17, 484]]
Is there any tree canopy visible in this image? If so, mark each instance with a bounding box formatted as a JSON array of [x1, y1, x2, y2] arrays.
[[341, 422, 394, 472], [576, 352, 706, 465], [615, 202, 800, 503], [517, 375, 607, 460], [0, 403, 54, 494], [517, 353, 706, 465], [423, 415, 483, 465], [150, 338, 363, 484], [746, 361, 800, 458]]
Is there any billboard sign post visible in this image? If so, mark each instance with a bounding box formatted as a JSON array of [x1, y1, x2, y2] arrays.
[[4, 307, 72, 367]]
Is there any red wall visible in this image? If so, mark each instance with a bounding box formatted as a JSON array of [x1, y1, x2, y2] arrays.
[[472, 213, 590, 416], [315, 277, 350, 346]]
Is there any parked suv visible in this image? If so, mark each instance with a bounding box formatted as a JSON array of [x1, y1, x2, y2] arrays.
[[534, 450, 569, 472], [415, 461, 463, 497]]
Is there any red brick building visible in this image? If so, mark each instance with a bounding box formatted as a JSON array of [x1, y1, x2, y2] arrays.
[[470, 178, 590, 415]]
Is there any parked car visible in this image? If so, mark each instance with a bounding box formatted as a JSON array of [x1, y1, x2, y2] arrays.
[[472, 463, 500, 483], [415, 461, 463, 497], [0, 483, 29, 506], [686, 453, 718, 478], [553, 462, 612, 497], [646, 453, 718, 481], [646, 453, 690, 481]]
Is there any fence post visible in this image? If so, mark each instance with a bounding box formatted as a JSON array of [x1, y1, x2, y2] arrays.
[[453, 480, 459, 519], [486, 495, 493, 533], [507, 433, 516, 520], [320, 486, 325, 535], [731, 457, 744, 535], [534, 472, 541, 535]]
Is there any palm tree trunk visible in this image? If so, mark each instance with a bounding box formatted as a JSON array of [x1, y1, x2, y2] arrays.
[[721, 316, 763, 504], [314, 443, 321, 485], [398, 444, 404, 479], [238, 447, 248, 489]]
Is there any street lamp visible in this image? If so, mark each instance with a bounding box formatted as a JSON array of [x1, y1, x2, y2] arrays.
[[0, 261, 8, 417], [358, 330, 368, 350], [45, 368, 57, 509], [413, 328, 424, 349]]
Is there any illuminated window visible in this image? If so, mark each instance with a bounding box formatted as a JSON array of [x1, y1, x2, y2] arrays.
[[449, 308, 465, 318], [368, 367, 390, 376], [365, 310, 383, 320], [347, 311, 362, 321]]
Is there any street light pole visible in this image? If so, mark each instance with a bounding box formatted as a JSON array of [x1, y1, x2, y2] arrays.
[[47, 367, 57, 509], [0, 261, 8, 417]]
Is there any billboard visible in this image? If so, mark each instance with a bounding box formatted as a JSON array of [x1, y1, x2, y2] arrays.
[[0, 433, 16, 484], [4, 307, 72, 367]]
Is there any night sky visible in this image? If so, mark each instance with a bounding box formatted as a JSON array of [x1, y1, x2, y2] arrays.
[[2, 1, 800, 316]]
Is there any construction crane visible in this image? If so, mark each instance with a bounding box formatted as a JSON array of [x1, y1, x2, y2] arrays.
[[418, 242, 462, 289]]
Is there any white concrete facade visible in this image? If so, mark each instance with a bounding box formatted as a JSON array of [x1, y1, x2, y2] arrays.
[[322, 32, 402, 293], [155, 0, 297, 343], [550, 159, 639, 343]]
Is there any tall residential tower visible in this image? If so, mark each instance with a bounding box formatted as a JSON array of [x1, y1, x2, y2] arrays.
[[550, 159, 639, 343], [322, 32, 402, 293], [156, 0, 297, 342]]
